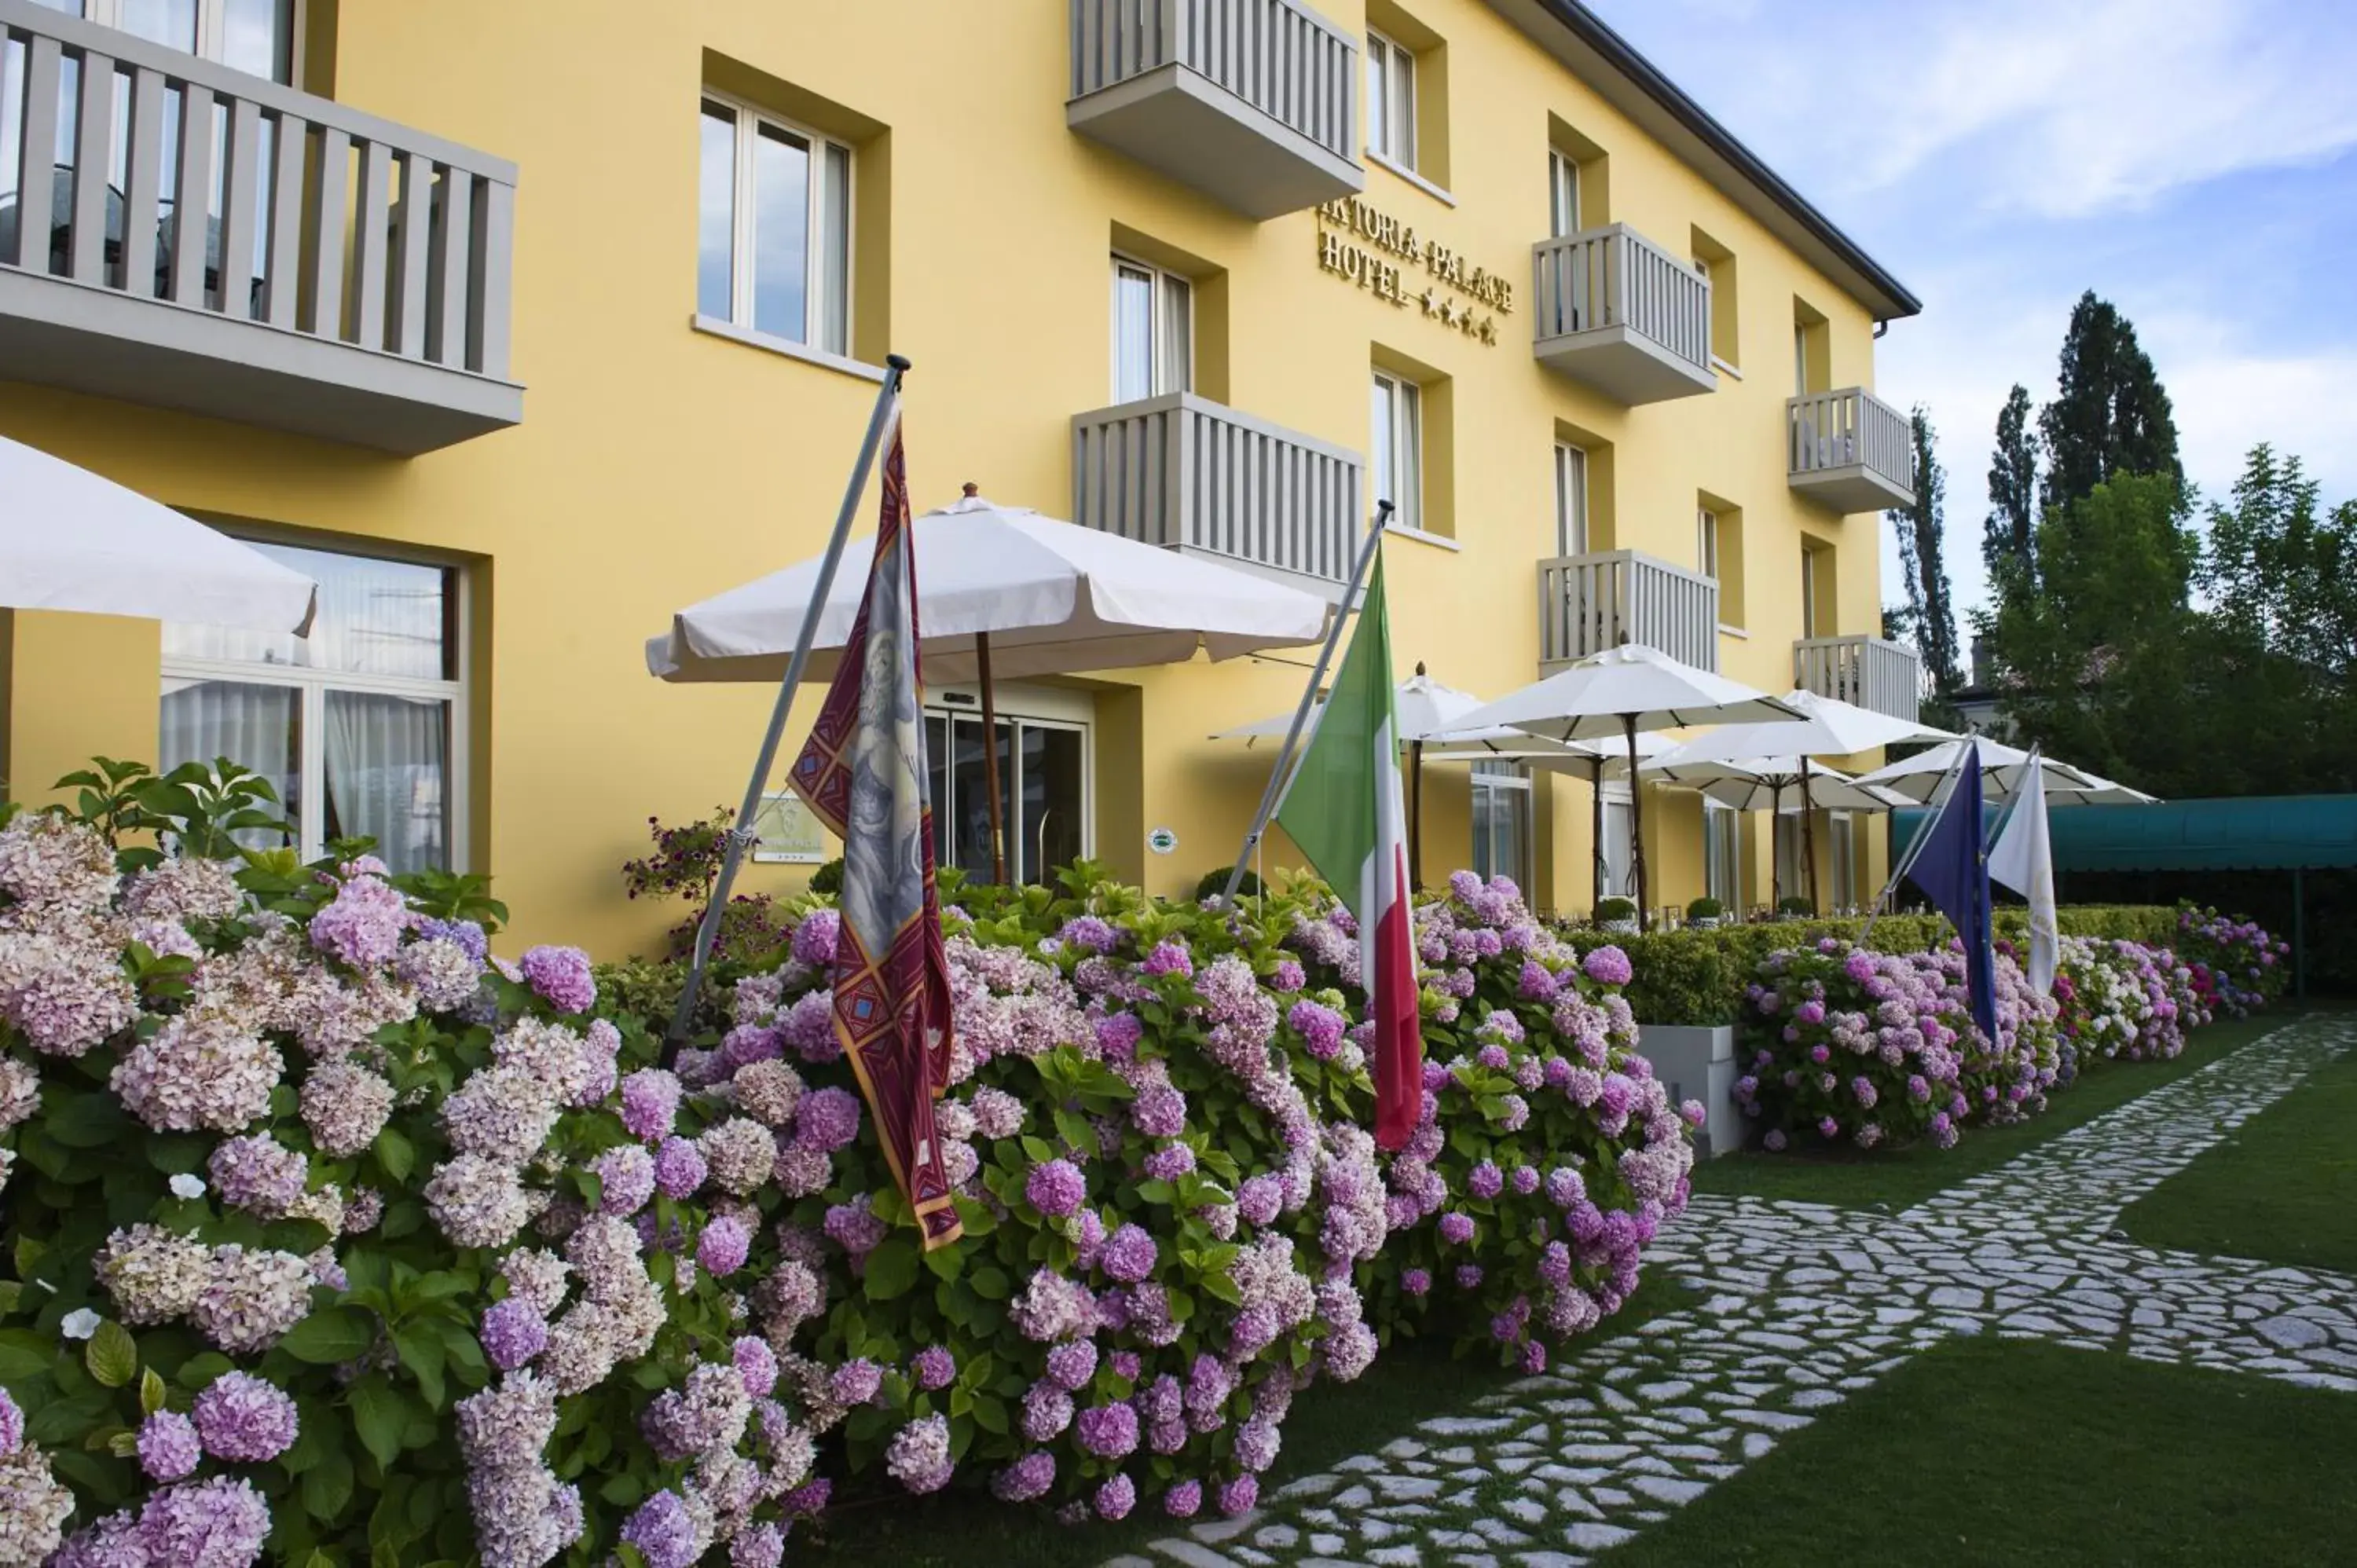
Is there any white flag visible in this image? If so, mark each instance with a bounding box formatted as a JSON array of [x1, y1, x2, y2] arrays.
[[1987, 745, 2058, 994]]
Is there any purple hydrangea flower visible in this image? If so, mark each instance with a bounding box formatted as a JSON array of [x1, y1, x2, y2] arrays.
[[651, 1136, 707, 1200], [519, 945, 596, 1013], [1100, 1223, 1158, 1284], [1438, 1211, 1475, 1246], [1095, 1472, 1137, 1520], [1142, 940, 1193, 979], [192, 1371, 299, 1463], [1401, 1267, 1431, 1296], [792, 909, 841, 966], [1026, 1158, 1087, 1218], [137, 1410, 202, 1482], [795, 1086, 863, 1152], [735, 1335, 779, 1398], [911, 1345, 956, 1391], [1582, 945, 1633, 987], [620, 1489, 698, 1568], [698, 1215, 752, 1277], [479, 1297, 549, 1372], [619, 1068, 681, 1141], [830, 1358, 883, 1406], [1164, 1478, 1203, 1517], [1046, 1339, 1099, 1392], [139, 1477, 270, 1566], [1467, 1161, 1504, 1200], [1075, 1402, 1140, 1460]]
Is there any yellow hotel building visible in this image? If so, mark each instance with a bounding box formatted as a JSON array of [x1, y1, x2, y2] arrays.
[[0, 0, 1922, 954]]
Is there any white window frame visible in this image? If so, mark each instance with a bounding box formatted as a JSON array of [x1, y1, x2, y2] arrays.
[[1800, 544, 1820, 639], [1548, 147, 1580, 238], [53, 0, 302, 84], [1371, 368, 1423, 533], [700, 90, 853, 356], [922, 699, 1094, 887], [1469, 760, 1533, 891], [1794, 322, 1810, 398], [1703, 798, 1741, 909], [1829, 810, 1857, 911], [159, 545, 471, 871], [1697, 506, 1720, 580], [1554, 441, 1589, 556], [1109, 252, 1193, 402], [1599, 782, 1635, 901], [1365, 28, 1416, 170]]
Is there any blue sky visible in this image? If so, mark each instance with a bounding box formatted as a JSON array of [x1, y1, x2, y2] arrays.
[[1585, 0, 2357, 619]]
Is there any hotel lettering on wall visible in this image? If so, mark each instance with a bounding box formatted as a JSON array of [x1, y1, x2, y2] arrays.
[[1314, 197, 1512, 346]]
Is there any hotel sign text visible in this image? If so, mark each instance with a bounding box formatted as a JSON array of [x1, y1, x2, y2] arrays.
[[1314, 197, 1512, 346]]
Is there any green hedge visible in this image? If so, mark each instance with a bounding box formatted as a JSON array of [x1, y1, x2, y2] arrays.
[[1563, 905, 2179, 1026]]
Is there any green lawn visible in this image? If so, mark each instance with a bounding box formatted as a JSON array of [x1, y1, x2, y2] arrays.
[[1691, 1011, 2301, 1211], [1604, 1336, 2357, 1567], [797, 1280, 1702, 1568], [2119, 1030, 2357, 1273]]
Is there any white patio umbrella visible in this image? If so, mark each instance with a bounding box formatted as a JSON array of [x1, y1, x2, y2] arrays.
[[1644, 690, 1956, 912], [1453, 646, 1802, 929], [1641, 752, 1909, 910], [1851, 738, 2146, 805], [0, 434, 316, 632], [649, 489, 1331, 883]]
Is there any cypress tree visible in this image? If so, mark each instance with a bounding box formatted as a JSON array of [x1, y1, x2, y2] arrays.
[[1986, 382, 2038, 582], [1886, 406, 1960, 694], [2038, 291, 2183, 509]]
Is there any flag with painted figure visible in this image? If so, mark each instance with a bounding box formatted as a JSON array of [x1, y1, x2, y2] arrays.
[[1274, 551, 1424, 1150], [1987, 742, 2058, 995]]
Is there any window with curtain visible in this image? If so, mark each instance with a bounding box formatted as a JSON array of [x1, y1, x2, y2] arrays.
[[161, 541, 464, 874], [1554, 441, 1589, 555], [1697, 506, 1720, 579], [1703, 800, 1740, 908], [698, 93, 852, 355], [1365, 29, 1416, 169], [1548, 147, 1580, 237], [1371, 369, 1423, 532], [1470, 760, 1530, 892], [1109, 253, 1191, 403], [1600, 789, 1634, 901]]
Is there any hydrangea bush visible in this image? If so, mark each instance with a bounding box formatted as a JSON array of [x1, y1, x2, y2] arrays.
[[2173, 906, 2290, 1017], [2051, 937, 2207, 1066], [0, 764, 1694, 1564], [1732, 940, 2061, 1152]]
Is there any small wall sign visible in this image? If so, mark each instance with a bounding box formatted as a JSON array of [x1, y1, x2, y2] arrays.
[[1147, 827, 1178, 856]]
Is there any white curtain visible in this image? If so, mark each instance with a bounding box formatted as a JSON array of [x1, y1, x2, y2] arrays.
[[159, 679, 299, 852], [324, 691, 447, 874]]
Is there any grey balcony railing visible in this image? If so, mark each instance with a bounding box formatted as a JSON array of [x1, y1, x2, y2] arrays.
[[1794, 634, 1922, 724], [1538, 549, 1720, 672], [0, 0, 519, 452], [1067, 0, 1362, 218], [1530, 224, 1716, 405], [1787, 387, 1915, 513], [1072, 391, 1364, 597]]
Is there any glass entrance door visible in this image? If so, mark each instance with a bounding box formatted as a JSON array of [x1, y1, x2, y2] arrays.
[[923, 709, 1087, 886]]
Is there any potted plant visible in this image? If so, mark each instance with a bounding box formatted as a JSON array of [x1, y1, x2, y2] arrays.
[[1596, 896, 1639, 934], [1777, 895, 1815, 920], [1686, 896, 1725, 930]]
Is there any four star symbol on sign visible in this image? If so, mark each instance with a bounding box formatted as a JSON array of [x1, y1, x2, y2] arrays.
[[1409, 284, 1497, 342]]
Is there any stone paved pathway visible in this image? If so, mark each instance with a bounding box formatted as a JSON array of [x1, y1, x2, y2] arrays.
[[1111, 1013, 2357, 1568]]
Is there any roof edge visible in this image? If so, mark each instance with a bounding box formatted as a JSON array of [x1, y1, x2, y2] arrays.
[[1507, 0, 1923, 322]]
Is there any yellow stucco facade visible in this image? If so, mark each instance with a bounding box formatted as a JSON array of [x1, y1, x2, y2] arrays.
[[0, 0, 1915, 954]]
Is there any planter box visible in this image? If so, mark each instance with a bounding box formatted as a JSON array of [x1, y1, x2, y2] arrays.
[[1633, 1022, 1739, 1158]]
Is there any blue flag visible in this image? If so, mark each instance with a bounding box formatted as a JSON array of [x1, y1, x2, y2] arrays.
[[1902, 741, 1999, 1044]]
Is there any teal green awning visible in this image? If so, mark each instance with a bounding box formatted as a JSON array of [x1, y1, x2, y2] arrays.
[[1893, 796, 2357, 873]]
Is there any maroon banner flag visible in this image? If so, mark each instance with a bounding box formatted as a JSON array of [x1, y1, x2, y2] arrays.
[[787, 408, 962, 1250]]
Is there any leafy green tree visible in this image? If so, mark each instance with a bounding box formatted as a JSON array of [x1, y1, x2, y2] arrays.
[[2038, 291, 2183, 510], [1985, 382, 2039, 586], [1886, 405, 1960, 694]]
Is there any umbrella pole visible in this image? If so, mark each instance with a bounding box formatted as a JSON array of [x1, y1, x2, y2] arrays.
[[1769, 779, 1783, 910], [1625, 714, 1649, 932], [1409, 738, 1424, 892], [668, 355, 910, 1053], [1221, 503, 1391, 904], [1590, 757, 1606, 913], [1801, 755, 1820, 916], [977, 629, 1006, 886]]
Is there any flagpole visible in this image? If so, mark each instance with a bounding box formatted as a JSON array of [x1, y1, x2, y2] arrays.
[[1219, 500, 1392, 905], [666, 355, 911, 1052]]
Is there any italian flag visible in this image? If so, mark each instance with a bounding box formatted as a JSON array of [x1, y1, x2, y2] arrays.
[[1276, 552, 1424, 1150]]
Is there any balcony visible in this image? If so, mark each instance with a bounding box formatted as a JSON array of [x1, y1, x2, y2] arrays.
[[1530, 224, 1715, 405], [1794, 634, 1922, 725], [1072, 391, 1364, 599], [0, 0, 519, 454], [1068, 0, 1362, 220], [1538, 549, 1719, 674], [1787, 387, 1914, 513]]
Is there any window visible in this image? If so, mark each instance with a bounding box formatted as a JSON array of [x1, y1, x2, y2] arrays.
[[1800, 545, 1820, 639], [1794, 324, 1809, 399], [1365, 29, 1415, 170], [1370, 369, 1423, 532], [36, 0, 298, 82], [1548, 147, 1580, 237], [698, 93, 852, 355], [1773, 811, 1805, 908], [1600, 787, 1635, 901], [922, 708, 1089, 886], [1110, 254, 1191, 402], [1704, 800, 1741, 909], [1554, 441, 1589, 555], [1829, 811, 1858, 911], [1470, 761, 1531, 891], [1691, 227, 1738, 368], [161, 541, 465, 874], [1696, 506, 1720, 580]]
